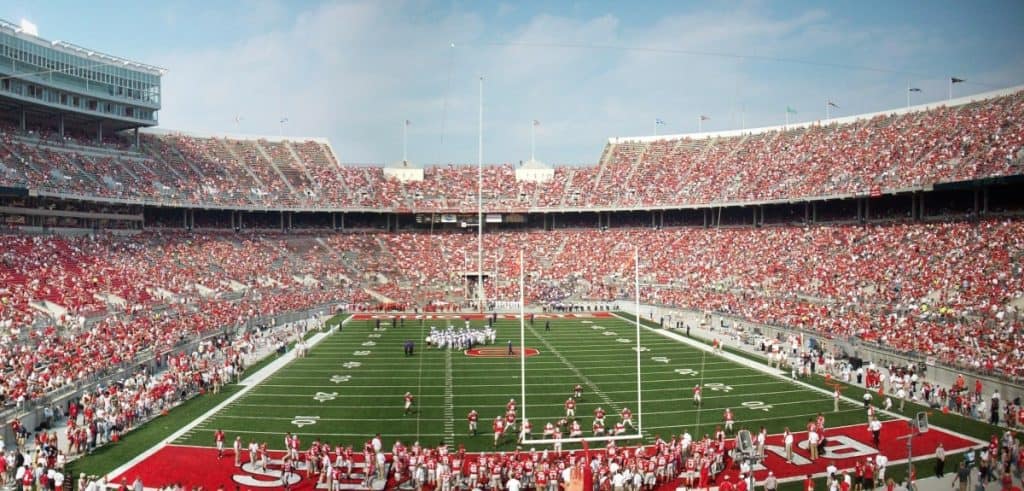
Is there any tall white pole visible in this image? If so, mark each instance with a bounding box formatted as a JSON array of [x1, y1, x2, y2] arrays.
[[826, 100, 831, 121], [635, 246, 643, 435], [519, 249, 527, 423], [948, 78, 953, 101], [698, 116, 703, 133], [478, 76, 485, 313], [530, 121, 536, 162], [653, 120, 657, 137], [402, 120, 408, 163], [906, 81, 911, 110]]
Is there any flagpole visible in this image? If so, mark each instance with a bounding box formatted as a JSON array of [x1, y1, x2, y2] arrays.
[[698, 116, 703, 133], [530, 121, 536, 162], [948, 78, 952, 101], [906, 81, 911, 110], [402, 120, 408, 163], [826, 100, 831, 120], [478, 76, 485, 313], [653, 119, 657, 137]]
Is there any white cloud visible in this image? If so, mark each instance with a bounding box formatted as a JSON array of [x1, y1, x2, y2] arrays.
[[151, 1, 1024, 165]]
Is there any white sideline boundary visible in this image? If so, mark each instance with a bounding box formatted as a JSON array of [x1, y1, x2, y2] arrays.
[[106, 315, 349, 480], [610, 313, 987, 447]]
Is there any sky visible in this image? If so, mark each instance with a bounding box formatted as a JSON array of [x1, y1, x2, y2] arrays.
[[4, 0, 1024, 165]]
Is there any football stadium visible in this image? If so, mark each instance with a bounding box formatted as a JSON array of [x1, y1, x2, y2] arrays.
[[0, 3, 1023, 491]]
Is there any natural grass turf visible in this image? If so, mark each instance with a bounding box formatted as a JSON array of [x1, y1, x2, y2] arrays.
[[174, 314, 886, 452], [65, 313, 348, 479]]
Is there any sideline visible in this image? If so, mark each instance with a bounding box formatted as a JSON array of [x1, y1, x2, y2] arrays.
[[106, 315, 348, 481], [610, 314, 987, 444]]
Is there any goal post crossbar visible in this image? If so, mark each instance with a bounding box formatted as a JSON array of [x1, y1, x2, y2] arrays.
[[519, 433, 644, 447]]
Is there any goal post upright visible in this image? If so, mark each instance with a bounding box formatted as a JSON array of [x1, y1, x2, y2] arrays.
[[635, 246, 643, 436], [520, 248, 527, 423]]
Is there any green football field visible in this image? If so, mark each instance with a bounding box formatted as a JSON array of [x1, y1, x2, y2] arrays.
[[174, 314, 886, 451]]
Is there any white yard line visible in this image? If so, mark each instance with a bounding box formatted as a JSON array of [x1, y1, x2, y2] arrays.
[[107, 317, 347, 480], [444, 349, 455, 443]]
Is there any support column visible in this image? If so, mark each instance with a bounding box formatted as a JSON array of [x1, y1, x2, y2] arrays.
[[812, 202, 818, 223], [19, 109, 26, 132], [59, 114, 65, 138], [703, 209, 708, 228], [660, 210, 664, 228], [864, 198, 870, 221], [857, 199, 863, 223], [97, 122, 103, 143], [183, 209, 188, 229], [134, 128, 140, 149], [280, 211, 285, 231], [340, 213, 345, 230], [919, 193, 926, 220], [332, 212, 337, 230], [982, 187, 989, 215]]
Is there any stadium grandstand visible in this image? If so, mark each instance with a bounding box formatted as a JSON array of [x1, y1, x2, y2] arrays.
[[0, 8, 1023, 491]]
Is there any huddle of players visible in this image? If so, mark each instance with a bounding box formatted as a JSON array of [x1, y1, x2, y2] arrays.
[[426, 325, 497, 350], [467, 385, 638, 449]]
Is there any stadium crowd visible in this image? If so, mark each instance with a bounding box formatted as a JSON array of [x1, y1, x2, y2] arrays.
[[1, 316, 320, 491], [1, 91, 1022, 210]]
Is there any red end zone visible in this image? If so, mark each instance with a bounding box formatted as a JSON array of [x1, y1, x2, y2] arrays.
[[113, 421, 979, 490], [465, 347, 540, 357]]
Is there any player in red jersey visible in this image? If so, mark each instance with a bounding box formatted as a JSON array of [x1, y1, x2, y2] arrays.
[[620, 407, 634, 429], [723, 408, 735, 434], [518, 419, 533, 444], [404, 392, 415, 415], [214, 429, 225, 459], [594, 407, 606, 426], [574, 384, 583, 400], [564, 397, 576, 419], [468, 409, 479, 436], [693, 385, 702, 406], [493, 416, 505, 447]]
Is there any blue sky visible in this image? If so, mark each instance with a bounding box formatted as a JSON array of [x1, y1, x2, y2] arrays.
[[4, 1, 1023, 165]]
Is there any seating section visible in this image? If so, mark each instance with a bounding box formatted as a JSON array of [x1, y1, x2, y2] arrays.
[[1, 91, 1022, 209]]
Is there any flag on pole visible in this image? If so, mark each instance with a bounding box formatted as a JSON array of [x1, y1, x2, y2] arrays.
[[951, 77, 965, 84], [234, 115, 242, 124], [700, 115, 710, 121], [405, 119, 412, 126], [827, 101, 839, 108], [655, 118, 666, 125], [280, 117, 289, 123], [532, 120, 540, 126], [908, 87, 922, 92], [785, 106, 797, 114]]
